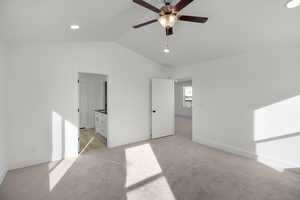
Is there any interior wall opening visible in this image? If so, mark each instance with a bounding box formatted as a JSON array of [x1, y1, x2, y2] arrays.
[[78, 72, 108, 153], [174, 79, 192, 140]]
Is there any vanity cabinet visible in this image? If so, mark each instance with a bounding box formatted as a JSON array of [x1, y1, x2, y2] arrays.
[[95, 111, 107, 138]]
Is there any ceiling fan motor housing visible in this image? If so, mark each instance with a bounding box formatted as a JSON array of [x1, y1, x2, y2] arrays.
[[160, 5, 177, 16]]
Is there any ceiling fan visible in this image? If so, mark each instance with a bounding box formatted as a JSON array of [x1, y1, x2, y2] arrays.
[[132, 0, 208, 36]]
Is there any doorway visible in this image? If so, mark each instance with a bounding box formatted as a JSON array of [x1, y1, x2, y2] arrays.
[[174, 79, 192, 140], [78, 73, 108, 153]]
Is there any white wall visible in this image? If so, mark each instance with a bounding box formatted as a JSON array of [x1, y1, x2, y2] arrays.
[[175, 80, 192, 117], [79, 73, 107, 129], [0, 42, 7, 184], [172, 47, 300, 170], [6, 42, 169, 169]]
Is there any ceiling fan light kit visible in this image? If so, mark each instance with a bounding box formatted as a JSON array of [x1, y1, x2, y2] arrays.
[[132, 0, 208, 53], [132, 0, 208, 37], [158, 14, 177, 28]]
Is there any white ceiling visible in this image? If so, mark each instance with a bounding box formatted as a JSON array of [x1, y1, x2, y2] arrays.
[[0, 0, 300, 67]]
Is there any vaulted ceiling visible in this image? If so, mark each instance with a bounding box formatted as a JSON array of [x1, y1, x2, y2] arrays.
[[0, 0, 300, 67]]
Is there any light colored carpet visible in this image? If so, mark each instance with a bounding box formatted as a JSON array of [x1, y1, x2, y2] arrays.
[[1, 117, 300, 200]]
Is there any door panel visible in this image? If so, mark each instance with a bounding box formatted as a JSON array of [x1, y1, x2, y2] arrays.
[[152, 79, 175, 139]]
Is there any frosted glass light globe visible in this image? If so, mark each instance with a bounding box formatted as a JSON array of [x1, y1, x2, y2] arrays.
[[159, 14, 177, 28]]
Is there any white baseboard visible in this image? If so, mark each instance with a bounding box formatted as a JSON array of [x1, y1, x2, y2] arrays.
[[0, 168, 7, 185], [195, 138, 256, 159], [175, 114, 192, 118], [6, 137, 299, 174], [194, 137, 299, 171], [8, 159, 50, 171], [8, 154, 82, 171]]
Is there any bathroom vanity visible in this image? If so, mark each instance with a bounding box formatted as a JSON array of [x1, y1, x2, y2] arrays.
[[95, 110, 107, 138]]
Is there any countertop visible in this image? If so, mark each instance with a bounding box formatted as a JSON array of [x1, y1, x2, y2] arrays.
[[95, 109, 107, 114]]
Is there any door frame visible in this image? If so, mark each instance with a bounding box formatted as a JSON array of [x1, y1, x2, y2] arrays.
[[78, 77, 89, 129], [77, 72, 110, 154]]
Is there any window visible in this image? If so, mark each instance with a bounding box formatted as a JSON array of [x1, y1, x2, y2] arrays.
[[183, 86, 192, 108]]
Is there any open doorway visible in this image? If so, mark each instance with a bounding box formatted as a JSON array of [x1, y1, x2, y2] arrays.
[[78, 73, 108, 153], [174, 79, 192, 140]]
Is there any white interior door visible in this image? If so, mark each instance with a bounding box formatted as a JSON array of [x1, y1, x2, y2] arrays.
[[152, 78, 175, 139]]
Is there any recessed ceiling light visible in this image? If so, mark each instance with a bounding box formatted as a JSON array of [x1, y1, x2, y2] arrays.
[[70, 25, 80, 30], [286, 0, 300, 8], [163, 48, 170, 53]]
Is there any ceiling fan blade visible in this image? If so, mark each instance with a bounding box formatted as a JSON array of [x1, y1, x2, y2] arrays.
[[133, 19, 158, 28], [166, 27, 173, 36], [133, 0, 161, 13], [175, 0, 194, 12], [179, 15, 208, 23]]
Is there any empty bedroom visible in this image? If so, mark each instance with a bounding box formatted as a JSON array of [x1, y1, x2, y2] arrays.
[[0, 0, 300, 199]]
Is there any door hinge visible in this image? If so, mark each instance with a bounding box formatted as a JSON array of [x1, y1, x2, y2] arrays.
[[78, 108, 80, 112], [77, 79, 80, 84]]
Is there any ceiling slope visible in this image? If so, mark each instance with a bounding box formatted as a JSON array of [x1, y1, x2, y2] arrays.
[[0, 0, 300, 67]]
